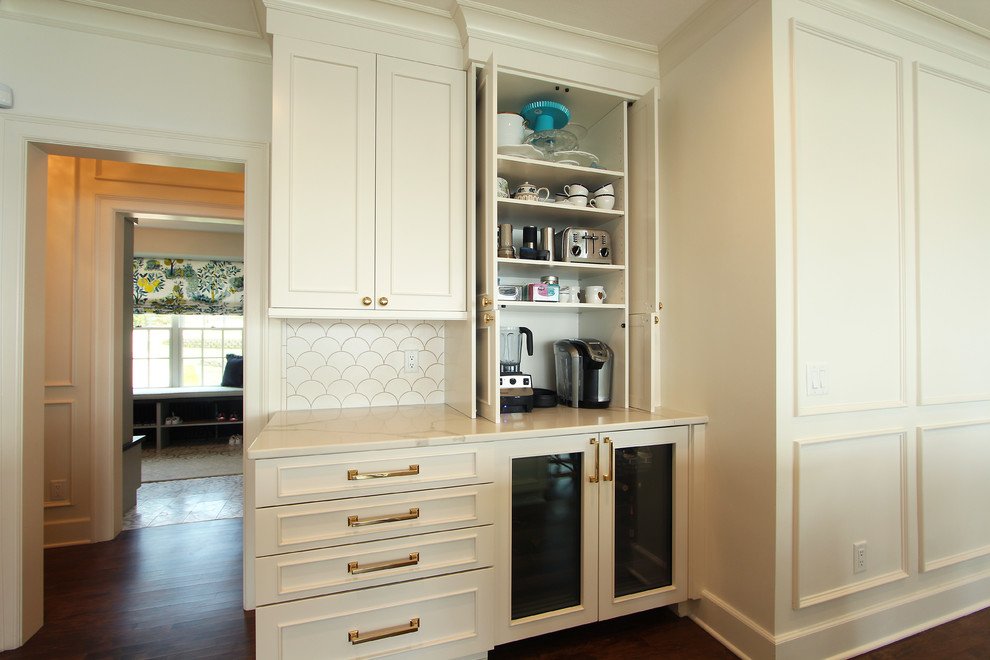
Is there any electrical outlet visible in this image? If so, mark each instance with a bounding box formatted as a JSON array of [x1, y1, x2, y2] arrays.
[[50, 479, 67, 501], [404, 350, 419, 373], [854, 541, 867, 574]]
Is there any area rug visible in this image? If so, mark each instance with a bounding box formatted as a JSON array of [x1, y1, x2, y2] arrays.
[[141, 443, 243, 482]]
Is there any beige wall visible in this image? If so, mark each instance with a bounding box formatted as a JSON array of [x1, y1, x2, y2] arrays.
[[134, 228, 243, 260], [43, 156, 244, 547]]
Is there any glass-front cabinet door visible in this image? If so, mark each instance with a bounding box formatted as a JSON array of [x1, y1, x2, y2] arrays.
[[598, 426, 688, 620], [495, 426, 688, 644], [495, 434, 600, 643]]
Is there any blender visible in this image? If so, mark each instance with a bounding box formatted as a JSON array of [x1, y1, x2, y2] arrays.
[[499, 326, 534, 413]]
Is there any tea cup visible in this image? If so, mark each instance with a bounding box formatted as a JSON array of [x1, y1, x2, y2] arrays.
[[497, 113, 525, 146], [566, 194, 588, 207], [496, 177, 510, 198], [563, 183, 588, 197], [589, 194, 614, 210]]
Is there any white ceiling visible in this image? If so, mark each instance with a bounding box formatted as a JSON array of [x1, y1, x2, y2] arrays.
[[71, 0, 990, 48]]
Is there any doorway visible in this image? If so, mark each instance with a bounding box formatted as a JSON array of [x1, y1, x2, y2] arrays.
[[1, 118, 269, 647]]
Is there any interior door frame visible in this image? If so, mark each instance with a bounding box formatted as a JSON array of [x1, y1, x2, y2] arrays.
[[0, 114, 271, 649]]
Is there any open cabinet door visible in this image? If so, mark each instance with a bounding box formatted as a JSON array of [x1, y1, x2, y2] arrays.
[[627, 88, 661, 412], [475, 54, 499, 421]]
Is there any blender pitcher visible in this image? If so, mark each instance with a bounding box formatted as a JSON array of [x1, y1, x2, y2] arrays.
[[500, 327, 533, 374]]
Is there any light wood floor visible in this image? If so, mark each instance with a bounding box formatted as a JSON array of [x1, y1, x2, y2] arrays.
[[1, 518, 987, 659]]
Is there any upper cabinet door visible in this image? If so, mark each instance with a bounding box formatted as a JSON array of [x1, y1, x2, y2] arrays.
[[270, 37, 377, 310], [627, 88, 661, 412], [375, 57, 467, 313]]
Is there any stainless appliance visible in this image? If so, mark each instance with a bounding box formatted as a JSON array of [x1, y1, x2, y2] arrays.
[[500, 326, 534, 413], [555, 227, 613, 264], [553, 338, 614, 408]]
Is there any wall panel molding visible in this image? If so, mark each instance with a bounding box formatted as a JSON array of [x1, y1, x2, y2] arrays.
[[793, 431, 909, 608], [917, 421, 990, 572], [791, 21, 906, 416]]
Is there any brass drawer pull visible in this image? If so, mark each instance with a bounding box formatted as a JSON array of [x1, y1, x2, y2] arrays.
[[348, 508, 420, 527], [603, 436, 613, 482], [589, 437, 600, 483], [347, 465, 419, 480], [348, 552, 420, 575], [349, 618, 420, 645]]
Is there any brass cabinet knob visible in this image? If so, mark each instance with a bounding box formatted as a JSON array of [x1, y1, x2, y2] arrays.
[[362, 296, 373, 306], [378, 297, 389, 306], [654, 315, 660, 325], [483, 313, 494, 324], [482, 296, 492, 308]]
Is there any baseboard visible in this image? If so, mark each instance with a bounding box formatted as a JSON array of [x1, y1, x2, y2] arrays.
[[776, 568, 990, 660], [690, 569, 990, 660], [688, 591, 776, 660], [43, 517, 92, 548]]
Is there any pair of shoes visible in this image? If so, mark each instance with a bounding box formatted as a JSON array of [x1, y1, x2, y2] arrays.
[[164, 415, 182, 425], [228, 434, 242, 446], [217, 413, 227, 422]]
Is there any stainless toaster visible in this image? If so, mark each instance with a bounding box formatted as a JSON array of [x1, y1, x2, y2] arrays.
[[555, 227, 613, 264]]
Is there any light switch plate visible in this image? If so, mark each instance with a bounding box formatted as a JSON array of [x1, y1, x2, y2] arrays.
[[806, 363, 829, 396]]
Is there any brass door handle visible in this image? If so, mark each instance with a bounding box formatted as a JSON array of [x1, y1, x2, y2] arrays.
[[348, 552, 420, 575], [603, 436, 613, 482], [589, 437, 599, 483], [362, 296, 373, 306], [378, 296, 389, 306], [347, 508, 419, 527], [349, 618, 420, 645], [347, 465, 419, 480]]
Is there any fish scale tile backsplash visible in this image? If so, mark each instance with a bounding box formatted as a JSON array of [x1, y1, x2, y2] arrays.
[[282, 319, 445, 410]]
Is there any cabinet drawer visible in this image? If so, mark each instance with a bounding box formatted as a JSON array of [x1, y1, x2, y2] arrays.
[[256, 568, 494, 660], [256, 484, 495, 556], [255, 445, 493, 506], [256, 526, 494, 605]]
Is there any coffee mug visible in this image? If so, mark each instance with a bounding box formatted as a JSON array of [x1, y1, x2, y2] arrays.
[[559, 286, 578, 303], [497, 113, 525, 146], [564, 183, 588, 197], [589, 194, 615, 210], [583, 286, 607, 304], [567, 194, 588, 207], [496, 177, 510, 198]]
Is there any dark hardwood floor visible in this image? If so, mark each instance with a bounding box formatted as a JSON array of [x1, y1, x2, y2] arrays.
[[1, 518, 987, 659]]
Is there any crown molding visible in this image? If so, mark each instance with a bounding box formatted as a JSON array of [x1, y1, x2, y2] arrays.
[[0, 0, 272, 63], [455, 0, 659, 83], [63, 0, 265, 39], [893, 0, 990, 41]]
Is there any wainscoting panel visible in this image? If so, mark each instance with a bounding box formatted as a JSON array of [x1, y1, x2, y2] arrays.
[[791, 22, 904, 416], [793, 431, 908, 607], [282, 319, 445, 410], [44, 400, 73, 504], [916, 65, 990, 405], [918, 421, 990, 572]]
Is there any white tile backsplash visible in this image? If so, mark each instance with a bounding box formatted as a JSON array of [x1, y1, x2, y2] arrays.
[[282, 320, 445, 410]]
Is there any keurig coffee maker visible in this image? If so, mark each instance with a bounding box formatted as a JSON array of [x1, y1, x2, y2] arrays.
[[553, 338, 614, 408]]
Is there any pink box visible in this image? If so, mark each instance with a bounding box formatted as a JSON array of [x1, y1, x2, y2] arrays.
[[526, 283, 559, 302]]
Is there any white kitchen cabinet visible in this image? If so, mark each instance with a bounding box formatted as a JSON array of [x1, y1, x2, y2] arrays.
[[253, 442, 495, 659], [475, 60, 661, 420], [493, 426, 688, 644], [270, 36, 467, 318]]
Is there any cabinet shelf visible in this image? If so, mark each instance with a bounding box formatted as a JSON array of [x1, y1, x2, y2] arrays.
[[498, 301, 624, 313], [496, 258, 623, 274], [496, 198, 622, 225], [497, 155, 623, 190]]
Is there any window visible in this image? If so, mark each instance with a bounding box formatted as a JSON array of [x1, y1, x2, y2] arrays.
[[132, 314, 243, 389]]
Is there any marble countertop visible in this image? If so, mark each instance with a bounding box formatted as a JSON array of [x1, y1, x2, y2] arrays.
[[247, 404, 707, 459]]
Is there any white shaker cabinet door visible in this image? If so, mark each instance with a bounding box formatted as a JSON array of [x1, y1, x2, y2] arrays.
[[375, 56, 467, 313], [270, 37, 377, 310]]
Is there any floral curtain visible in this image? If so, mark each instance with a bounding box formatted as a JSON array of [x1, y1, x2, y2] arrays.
[[133, 257, 244, 315]]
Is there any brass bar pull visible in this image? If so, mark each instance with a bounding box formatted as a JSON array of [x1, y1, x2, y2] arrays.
[[603, 436, 613, 482], [589, 437, 600, 483], [349, 618, 420, 645], [348, 552, 420, 575], [347, 465, 419, 480], [348, 508, 419, 527]]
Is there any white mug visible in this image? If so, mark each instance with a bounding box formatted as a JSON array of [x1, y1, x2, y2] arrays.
[[567, 194, 588, 207], [589, 194, 615, 210], [563, 183, 588, 197], [583, 286, 607, 304], [497, 113, 525, 146]]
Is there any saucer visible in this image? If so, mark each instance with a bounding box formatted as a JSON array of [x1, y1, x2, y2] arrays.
[[497, 144, 544, 159], [548, 150, 599, 167]]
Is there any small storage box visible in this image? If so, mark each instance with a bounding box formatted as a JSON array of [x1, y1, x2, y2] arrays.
[[525, 283, 559, 302]]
